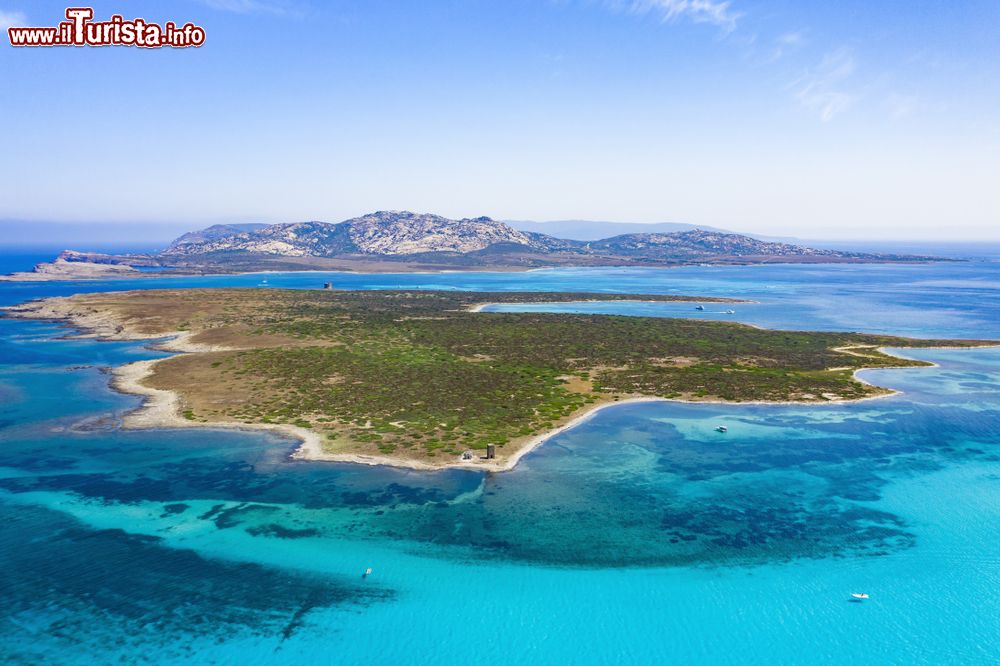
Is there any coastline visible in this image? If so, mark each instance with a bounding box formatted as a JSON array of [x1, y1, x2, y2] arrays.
[[6, 293, 994, 474], [0, 257, 950, 283], [107, 354, 923, 472], [0, 265, 537, 283], [466, 296, 752, 313], [111, 358, 325, 456]]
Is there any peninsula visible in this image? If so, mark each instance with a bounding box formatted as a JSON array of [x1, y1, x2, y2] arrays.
[[8, 288, 989, 470]]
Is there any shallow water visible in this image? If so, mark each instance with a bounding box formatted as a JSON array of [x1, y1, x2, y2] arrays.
[[1, 262, 999, 664]]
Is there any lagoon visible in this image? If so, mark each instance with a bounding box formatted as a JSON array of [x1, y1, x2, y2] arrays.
[[1, 261, 999, 664]]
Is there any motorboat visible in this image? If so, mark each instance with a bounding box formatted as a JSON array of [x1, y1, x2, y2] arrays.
[[851, 593, 869, 600], [715, 426, 728, 433], [695, 305, 705, 311]]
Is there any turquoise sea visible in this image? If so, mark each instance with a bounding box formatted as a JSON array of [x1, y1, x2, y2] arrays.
[[1, 260, 999, 664]]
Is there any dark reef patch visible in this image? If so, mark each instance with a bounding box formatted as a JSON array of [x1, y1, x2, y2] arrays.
[[0, 370, 997, 571], [247, 523, 322, 539], [0, 504, 392, 663], [210, 502, 281, 529]]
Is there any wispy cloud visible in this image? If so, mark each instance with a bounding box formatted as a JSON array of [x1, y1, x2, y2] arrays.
[[791, 48, 858, 122], [609, 0, 741, 32], [883, 93, 917, 120], [777, 31, 804, 46], [0, 9, 26, 31], [766, 30, 804, 62], [542, 52, 567, 79], [197, 0, 301, 16]]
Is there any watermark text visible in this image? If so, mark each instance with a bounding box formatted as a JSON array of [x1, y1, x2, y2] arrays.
[[7, 7, 205, 48]]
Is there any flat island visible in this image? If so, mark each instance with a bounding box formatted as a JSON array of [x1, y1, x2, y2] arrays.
[[9, 288, 991, 470]]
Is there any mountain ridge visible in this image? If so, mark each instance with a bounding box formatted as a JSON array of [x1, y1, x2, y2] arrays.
[[4, 211, 942, 280], [162, 212, 551, 257], [506, 219, 734, 240], [160, 210, 915, 265]]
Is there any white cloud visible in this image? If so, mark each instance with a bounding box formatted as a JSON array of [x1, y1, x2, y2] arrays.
[[612, 0, 741, 32], [0, 9, 26, 31], [791, 48, 858, 122]]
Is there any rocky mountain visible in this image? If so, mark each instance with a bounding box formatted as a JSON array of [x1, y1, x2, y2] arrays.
[[167, 223, 270, 250], [588, 229, 850, 259], [162, 212, 549, 257], [165, 221, 354, 257], [156, 211, 928, 268]]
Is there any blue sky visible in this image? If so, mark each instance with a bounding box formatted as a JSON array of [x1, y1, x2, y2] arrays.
[[1, 0, 998, 240]]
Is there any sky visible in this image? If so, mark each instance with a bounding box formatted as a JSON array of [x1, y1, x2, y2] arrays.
[[1, 0, 999, 242]]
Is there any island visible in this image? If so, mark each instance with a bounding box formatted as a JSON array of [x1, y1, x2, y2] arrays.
[[3, 212, 947, 281], [7, 288, 991, 471]]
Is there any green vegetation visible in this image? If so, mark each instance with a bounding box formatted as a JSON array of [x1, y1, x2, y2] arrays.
[[65, 288, 989, 463]]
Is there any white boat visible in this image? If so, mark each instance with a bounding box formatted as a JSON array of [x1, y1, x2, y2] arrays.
[[715, 426, 728, 433], [851, 593, 869, 600], [363, 567, 373, 578], [724, 309, 735, 314]]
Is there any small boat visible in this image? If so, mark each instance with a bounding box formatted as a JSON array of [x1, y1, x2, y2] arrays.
[[715, 426, 728, 433], [363, 567, 373, 578], [695, 305, 705, 311], [851, 593, 869, 600], [723, 309, 735, 314]]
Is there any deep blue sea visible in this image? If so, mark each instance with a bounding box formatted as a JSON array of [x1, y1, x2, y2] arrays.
[[1, 259, 999, 664]]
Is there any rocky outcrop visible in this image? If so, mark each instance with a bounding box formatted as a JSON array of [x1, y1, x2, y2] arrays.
[[0, 257, 140, 281], [344, 211, 543, 255], [166, 223, 269, 250], [588, 229, 861, 259], [161, 212, 546, 257], [163, 221, 353, 257]]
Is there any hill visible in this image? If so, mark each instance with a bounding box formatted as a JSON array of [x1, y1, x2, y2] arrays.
[[506, 219, 733, 240]]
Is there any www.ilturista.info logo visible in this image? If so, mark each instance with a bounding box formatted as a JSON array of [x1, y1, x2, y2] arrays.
[[7, 7, 205, 48]]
